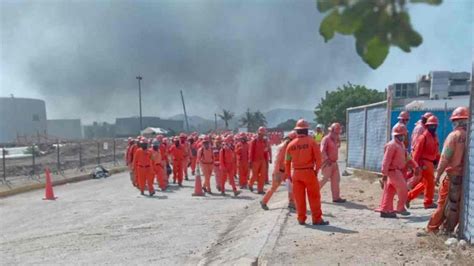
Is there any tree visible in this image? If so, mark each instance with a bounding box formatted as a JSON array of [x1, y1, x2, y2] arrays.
[[218, 109, 234, 129], [276, 119, 298, 131], [316, 0, 442, 69], [239, 108, 267, 132], [314, 83, 385, 127]]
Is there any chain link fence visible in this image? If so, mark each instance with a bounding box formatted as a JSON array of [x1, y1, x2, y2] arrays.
[[461, 90, 473, 243], [0, 138, 127, 187]]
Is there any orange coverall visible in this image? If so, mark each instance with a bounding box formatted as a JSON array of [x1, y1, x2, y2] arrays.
[[212, 146, 222, 191], [427, 126, 466, 232], [127, 144, 138, 186], [285, 135, 323, 224], [197, 146, 214, 192], [151, 148, 166, 191], [248, 137, 269, 193], [235, 141, 249, 188], [181, 141, 190, 179], [190, 142, 198, 175], [319, 133, 341, 201], [133, 148, 154, 194], [160, 143, 169, 185], [262, 141, 294, 205], [169, 144, 185, 185], [219, 145, 238, 193], [408, 130, 440, 207]]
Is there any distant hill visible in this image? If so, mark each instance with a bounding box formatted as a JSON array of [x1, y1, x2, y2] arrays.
[[168, 108, 315, 132]]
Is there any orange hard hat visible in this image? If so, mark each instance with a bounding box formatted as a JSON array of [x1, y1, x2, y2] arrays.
[[330, 122, 342, 134], [258, 127, 267, 134], [215, 136, 223, 142], [173, 136, 179, 141], [422, 112, 433, 119], [397, 111, 410, 120], [392, 124, 408, 136], [225, 135, 234, 143], [288, 131, 297, 140], [179, 133, 187, 139], [450, 106, 469, 121], [203, 136, 211, 142], [294, 119, 309, 130], [425, 116, 439, 126]]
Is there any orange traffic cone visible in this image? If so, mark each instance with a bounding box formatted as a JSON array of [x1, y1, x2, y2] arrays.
[[43, 168, 57, 200], [192, 167, 205, 197]]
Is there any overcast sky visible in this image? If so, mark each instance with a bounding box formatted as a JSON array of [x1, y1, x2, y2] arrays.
[[1, 0, 472, 124]]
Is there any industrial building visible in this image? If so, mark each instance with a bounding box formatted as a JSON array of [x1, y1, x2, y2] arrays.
[[115, 117, 184, 137], [0, 97, 47, 144], [47, 119, 83, 140], [390, 71, 471, 106]]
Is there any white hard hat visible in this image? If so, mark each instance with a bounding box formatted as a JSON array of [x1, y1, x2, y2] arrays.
[[316, 124, 324, 129]]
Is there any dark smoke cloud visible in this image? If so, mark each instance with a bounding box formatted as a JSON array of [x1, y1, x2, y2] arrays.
[[1, 0, 370, 123]]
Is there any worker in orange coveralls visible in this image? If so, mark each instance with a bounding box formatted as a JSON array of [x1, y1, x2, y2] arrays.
[[157, 135, 169, 186], [261, 131, 296, 210], [235, 133, 250, 189], [126, 138, 138, 187], [213, 136, 223, 192], [219, 135, 241, 197], [169, 137, 185, 186], [151, 140, 166, 191], [178, 133, 190, 181], [133, 140, 155, 196], [189, 137, 198, 176], [378, 124, 416, 218], [406, 115, 440, 209], [394, 111, 410, 148], [285, 119, 328, 226], [411, 112, 433, 151], [264, 136, 272, 185], [427, 107, 469, 233], [319, 122, 346, 203], [197, 136, 214, 194], [248, 127, 270, 194]]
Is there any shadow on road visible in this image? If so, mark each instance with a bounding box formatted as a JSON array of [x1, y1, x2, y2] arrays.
[[304, 224, 359, 234], [402, 215, 431, 223], [323, 201, 370, 210]]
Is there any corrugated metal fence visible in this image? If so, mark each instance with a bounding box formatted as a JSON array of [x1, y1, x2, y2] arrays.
[[346, 101, 388, 172], [461, 91, 473, 243]]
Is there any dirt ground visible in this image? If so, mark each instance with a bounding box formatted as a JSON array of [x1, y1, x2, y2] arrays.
[[1, 145, 473, 265]]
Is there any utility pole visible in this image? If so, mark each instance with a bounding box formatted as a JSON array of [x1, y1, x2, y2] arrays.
[[136, 76, 143, 133], [180, 90, 190, 132], [214, 113, 218, 130]]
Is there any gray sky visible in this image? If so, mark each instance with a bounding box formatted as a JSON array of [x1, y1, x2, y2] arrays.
[[1, 0, 472, 124]]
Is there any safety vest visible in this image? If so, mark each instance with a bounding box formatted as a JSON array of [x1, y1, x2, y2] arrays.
[[314, 132, 324, 144]]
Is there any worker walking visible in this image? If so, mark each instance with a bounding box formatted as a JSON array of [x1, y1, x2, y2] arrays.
[[189, 137, 198, 176], [235, 133, 250, 189], [406, 115, 440, 209], [261, 131, 296, 210], [285, 119, 328, 226], [394, 111, 410, 149], [319, 122, 346, 203], [248, 127, 270, 194], [213, 136, 223, 192], [151, 140, 166, 191], [411, 112, 433, 150], [313, 124, 324, 146], [197, 136, 214, 194], [379, 124, 414, 218], [169, 137, 185, 186], [427, 107, 469, 233], [133, 141, 155, 196], [219, 135, 241, 196]]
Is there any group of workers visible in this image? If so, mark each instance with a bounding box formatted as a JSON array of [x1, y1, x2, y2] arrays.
[[379, 106, 469, 234], [123, 105, 469, 232]]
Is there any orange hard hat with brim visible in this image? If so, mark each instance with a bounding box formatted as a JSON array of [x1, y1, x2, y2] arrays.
[[450, 106, 469, 121], [392, 124, 408, 136], [294, 119, 309, 130], [425, 116, 439, 126]]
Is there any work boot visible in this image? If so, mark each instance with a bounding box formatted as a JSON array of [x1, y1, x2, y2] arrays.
[[380, 212, 397, 218], [233, 190, 241, 197], [249, 186, 254, 192], [397, 210, 411, 216], [203, 187, 208, 193], [185, 176, 189, 181], [424, 203, 437, 209], [298, 221, 306, 225], [333, 198, 347, 203], [192, 171, 195, 176], [313, 220, 329, 226], [260, 201, 269, 211], [221, 191, 226, 196], [178, 183, 183, 187], [288, 202, 296, 210], [140, 191, 145, 196], [149, 191, 155, 197], [173, 180, 176, 184], [257, 191, 265, 195], [405, 200, 411, 209]]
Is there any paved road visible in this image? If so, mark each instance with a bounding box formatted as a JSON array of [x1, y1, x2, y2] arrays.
[[0, 167, 287, 265]]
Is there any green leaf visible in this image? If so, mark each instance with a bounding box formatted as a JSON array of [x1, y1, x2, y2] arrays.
[[316, 0, 338, 12], [319, 10, 341, 42], [362, 37, 389, 69], [410, 0, 442, 5]]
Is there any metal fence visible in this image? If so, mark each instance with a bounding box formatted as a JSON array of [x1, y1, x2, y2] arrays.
[[0, 138, 127, 186], [346, 101, 389, 172], [461, 90, 474, 244]]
